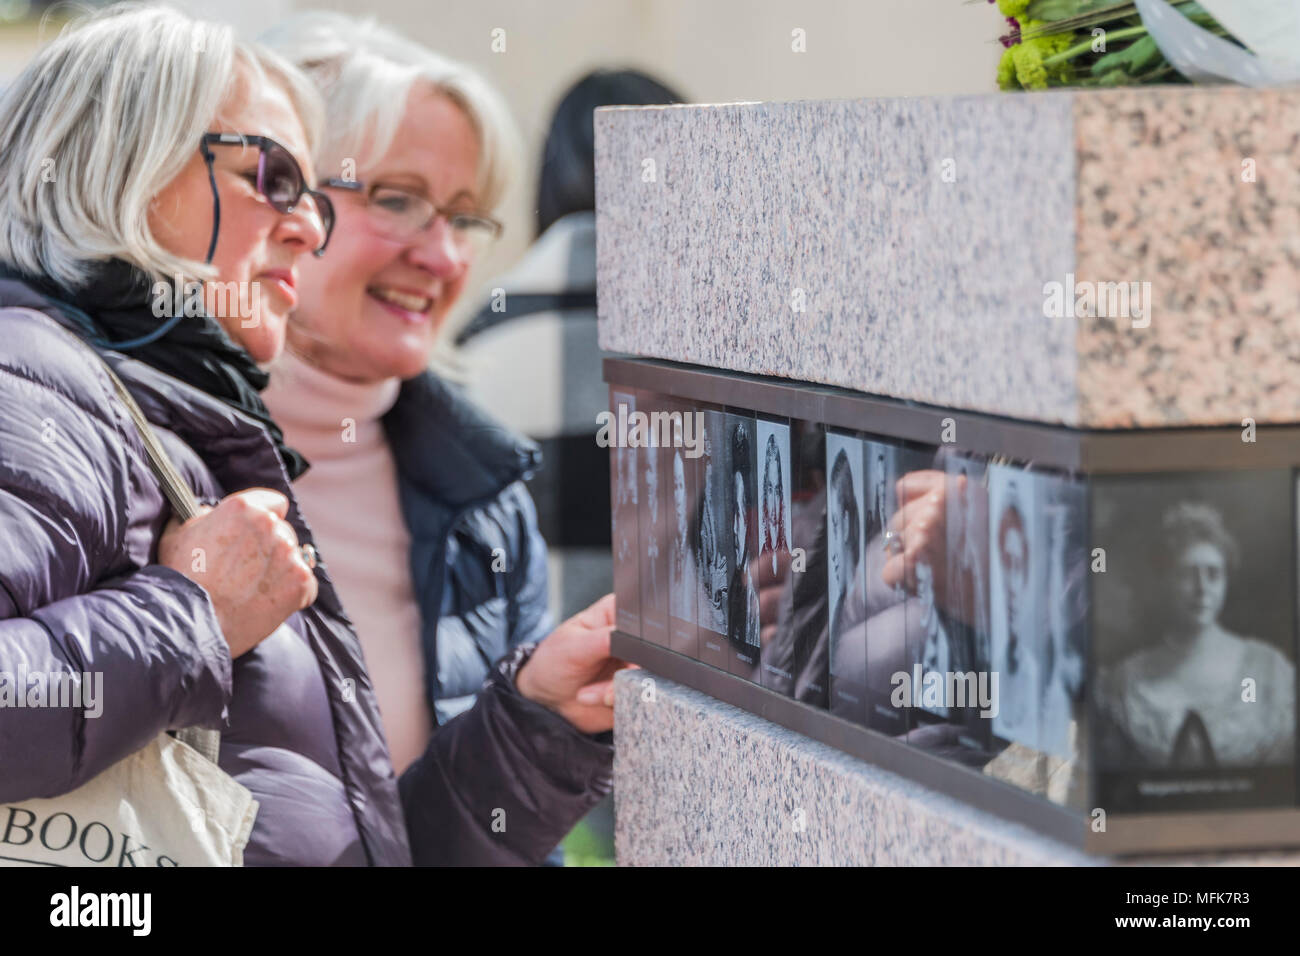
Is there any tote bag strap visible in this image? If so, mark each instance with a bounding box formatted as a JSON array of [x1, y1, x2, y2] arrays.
[[21, 309, 224, 765], [98, 366, 224, 763]]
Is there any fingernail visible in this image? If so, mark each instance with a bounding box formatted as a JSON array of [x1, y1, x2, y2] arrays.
[[577, 688, 600, 704]]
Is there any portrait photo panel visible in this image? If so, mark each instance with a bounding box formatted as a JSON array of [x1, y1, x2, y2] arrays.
[[756, 417, 795, 696], [944, 453, 995, 753], [665, 398, 700, 660], [636, 390, 670, 647], [725, 411, 761, 681], [1091, 469, 1296, 814], [863, 438, 909, 737], [1038, 471, 1088, 768], [696, 407, 733, 670], [987, 462, 1045, 753], [791, 421, 829, 709], [826, 430, 867, 725], [895, 445, 980, 755], [609, 388, 640, 639]]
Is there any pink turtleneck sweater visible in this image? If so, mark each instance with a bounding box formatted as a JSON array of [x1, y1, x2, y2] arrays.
[[262, 349, 432, 774]]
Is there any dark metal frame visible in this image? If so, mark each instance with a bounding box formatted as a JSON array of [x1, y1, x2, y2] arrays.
[[605, 357, 1300, 474], [605, 355, 1300, 857], [612, 630, 1300, 856]]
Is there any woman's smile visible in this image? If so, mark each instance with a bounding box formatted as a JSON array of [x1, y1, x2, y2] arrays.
[[367, 284, 435, 321]]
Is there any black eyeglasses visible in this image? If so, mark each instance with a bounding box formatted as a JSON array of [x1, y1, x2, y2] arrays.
[[199, 133, 335, 262], [321, 178, 502, 251]]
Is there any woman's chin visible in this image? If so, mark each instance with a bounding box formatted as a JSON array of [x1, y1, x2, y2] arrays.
[[219, 307, 287, 363], [241, 316, 288, 365], [362, 340, 435, 381]]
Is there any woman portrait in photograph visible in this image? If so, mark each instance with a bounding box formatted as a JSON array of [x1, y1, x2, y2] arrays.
[[614, 440, 637, 566], [696, 437, 729, 635], [728, 422, 760, 650], [990, 476, 1040, 747], [1096, 501, 1295, 770], [947, 460, 990, 668], [669, 447, 696, 622], [915, 558, 955, 717], [642, 438, 663, 611], [760, 430, 790, 576], [1040, 490, 1088, 760], [827, 446, 862, 663]]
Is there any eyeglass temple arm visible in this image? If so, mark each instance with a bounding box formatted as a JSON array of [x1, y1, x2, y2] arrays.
[[202, 143, 221, 265]]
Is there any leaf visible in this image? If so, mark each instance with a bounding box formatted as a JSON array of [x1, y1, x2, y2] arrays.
[[1026, 0, 1129, 21], [1018, 8, 1139, 42], [1090, 34, 1162, 75], [1019, 1, 1215, 42]]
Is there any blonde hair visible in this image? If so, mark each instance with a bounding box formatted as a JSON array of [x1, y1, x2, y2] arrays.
[[260, 11, 520, 213], [0, 2, 323, 289]]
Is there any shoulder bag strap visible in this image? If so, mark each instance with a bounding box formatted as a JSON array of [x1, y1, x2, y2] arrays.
[[25, 309, 223, 765]]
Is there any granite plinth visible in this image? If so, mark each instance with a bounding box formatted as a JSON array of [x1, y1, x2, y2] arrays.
[[595, 89, 1300, 428], [612, 670, 1300, 866]]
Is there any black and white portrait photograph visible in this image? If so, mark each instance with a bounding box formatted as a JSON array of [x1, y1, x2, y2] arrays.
[[826, 430, 867, 723], [889, 448, 960, 729], [789, 422, 829, 708], [913, 557, 956, 719], [1038, 471, 1088, 765], [756, 418, 794, 694], [865, 440, 899, 554], [666, 400, 699, 659], [610, 388, 640, 639], [1092, 469, 1296, 813], [862, 439, 923, 737], [988, 462, 1044, 752], [696, 408, 732, 670], [637, 392, 669, 646], [726, 412, 761, 680], [945, 454, 992, 675]]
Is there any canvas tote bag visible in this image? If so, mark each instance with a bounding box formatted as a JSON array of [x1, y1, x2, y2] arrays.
[[0, 313, 258, 866]]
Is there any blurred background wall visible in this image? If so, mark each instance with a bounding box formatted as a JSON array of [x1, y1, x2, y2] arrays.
[[0, 0, 998, 319]]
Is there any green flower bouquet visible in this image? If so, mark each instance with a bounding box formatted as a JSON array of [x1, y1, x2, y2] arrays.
[[992, 0, 1236, 90]]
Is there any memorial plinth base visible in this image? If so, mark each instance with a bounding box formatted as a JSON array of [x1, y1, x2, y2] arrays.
[[611, 669, 1300, 866]]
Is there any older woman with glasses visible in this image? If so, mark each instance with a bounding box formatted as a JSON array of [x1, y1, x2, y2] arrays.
[[0, 3, 619, 867], [258, 13, 622, 863]]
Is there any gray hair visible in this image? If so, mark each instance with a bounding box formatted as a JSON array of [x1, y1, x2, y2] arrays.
[[0, 2, 322, 289], [260, 11, 519, 213]]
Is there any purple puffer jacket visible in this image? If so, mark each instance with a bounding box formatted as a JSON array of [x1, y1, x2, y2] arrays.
[[0, 281, 612, 865]]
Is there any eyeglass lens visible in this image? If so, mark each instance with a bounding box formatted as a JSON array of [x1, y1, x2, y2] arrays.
[[258, 141, 335, 251], [368, 185, 498, 248]]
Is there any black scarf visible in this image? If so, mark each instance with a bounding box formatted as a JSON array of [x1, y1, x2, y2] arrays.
[[1, 259, 309, 480]]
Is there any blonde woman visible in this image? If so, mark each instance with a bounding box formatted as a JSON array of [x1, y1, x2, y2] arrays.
[[260, 12, 622, 863]]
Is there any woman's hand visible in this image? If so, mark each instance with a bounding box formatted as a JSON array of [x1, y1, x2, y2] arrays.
[[758, 548, 792, 649], [880, 469, 991, 627], [158, 488, 318, 659], [514, 593, 634, 734], [880, 470, 950, 599]]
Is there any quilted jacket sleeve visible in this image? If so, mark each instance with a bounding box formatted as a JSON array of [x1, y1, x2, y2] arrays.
[[398, 658, 613, 866], [0, 310, 231, 801]]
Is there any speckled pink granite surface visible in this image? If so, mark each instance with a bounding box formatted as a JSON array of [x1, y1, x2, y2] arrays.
[[1074, 87, 1300, 426], [595, 88, 1300, 428]]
